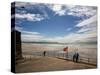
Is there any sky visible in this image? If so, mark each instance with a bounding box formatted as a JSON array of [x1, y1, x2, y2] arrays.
[[11, 2, 97, 45]]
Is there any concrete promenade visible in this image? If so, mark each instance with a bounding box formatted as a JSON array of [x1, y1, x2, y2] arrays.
[[16, 56, 96, 73]]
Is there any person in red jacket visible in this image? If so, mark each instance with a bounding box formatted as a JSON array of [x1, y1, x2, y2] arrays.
[[63, 47, 68, 58]]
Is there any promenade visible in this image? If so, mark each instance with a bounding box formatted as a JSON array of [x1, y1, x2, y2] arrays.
[[16, 56, 96, 73]]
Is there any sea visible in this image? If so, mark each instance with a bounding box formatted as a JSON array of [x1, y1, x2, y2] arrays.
[[22, 43, 97, 63]]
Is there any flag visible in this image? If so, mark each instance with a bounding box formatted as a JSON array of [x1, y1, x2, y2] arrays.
[[63, 47, 68, 52]]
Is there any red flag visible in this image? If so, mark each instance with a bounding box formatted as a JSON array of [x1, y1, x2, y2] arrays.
[[63, 47, 68, 52]]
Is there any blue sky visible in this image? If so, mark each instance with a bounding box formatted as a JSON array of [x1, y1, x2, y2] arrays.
[[12, 2, 97, 44]]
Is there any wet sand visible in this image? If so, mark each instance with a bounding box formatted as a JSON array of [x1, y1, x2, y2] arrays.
[[16, 56, 96, 73]]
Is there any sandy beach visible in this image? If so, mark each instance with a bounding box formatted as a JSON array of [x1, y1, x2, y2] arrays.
[[22, 43, 97, 59]]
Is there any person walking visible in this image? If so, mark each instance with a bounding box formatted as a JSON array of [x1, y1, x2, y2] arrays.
[[73, 53, 76, 62], [76, 52, 79, 62], [63, 47, 68, 58], [73, 52, 79, 62], [43, 51, 46, 56]]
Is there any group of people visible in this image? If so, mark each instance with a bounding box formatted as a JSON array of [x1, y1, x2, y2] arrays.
[[65, 52, 79, 63], [42, 50, 80, 63], [63, 47, 80, 63], [73, 52, 79, 62]]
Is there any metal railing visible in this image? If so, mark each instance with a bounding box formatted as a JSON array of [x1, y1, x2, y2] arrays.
[[22, 50, 97, 66]]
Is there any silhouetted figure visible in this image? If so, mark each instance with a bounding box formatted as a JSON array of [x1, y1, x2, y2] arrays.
[[73, 53, 76, 62], [73, 52, 79, 62], [43, 51, 46, 56], [76, 53, 79, 62]]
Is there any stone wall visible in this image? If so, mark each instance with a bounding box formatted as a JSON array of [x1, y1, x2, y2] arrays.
[[11, 30, 22, 60]]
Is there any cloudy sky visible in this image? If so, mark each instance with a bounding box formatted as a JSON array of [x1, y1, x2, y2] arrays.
[[12, 2, 97, 45]]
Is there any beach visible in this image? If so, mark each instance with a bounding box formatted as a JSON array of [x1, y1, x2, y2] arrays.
[[22, 43, 97, 59]]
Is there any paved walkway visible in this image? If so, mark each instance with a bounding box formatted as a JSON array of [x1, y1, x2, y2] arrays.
[[16, 56, 96, 73]]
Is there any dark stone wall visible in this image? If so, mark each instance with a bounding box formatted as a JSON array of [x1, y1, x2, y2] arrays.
[[15, 30, 22, 60], [11, 30, 22, 60]]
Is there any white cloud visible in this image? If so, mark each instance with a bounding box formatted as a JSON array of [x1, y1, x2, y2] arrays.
[[21, 30, 51, 42], [22, 34, 43, 42], [76, 15, 97, 27], [48, 4, 66, 16], [22, 34, 42, 38], [44, 37, 63, 42], [51, 4, 62, 11], [42, 15, 97, 44], [21, 14, 97, 44], [75, 15, 97, 42], [21, 31, 43, 42], [49, 4, 66, 16], [22, 31, 40, 35], [21, 31, 97, 44], [77, 22, 97, 33], [66, 6, 97, 18], [71, 15, 97, 43], [14, 26, 23, 31], [48, 4, 97, 17], [14, 2, 49, 22], [15, 13, 45, 21]]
